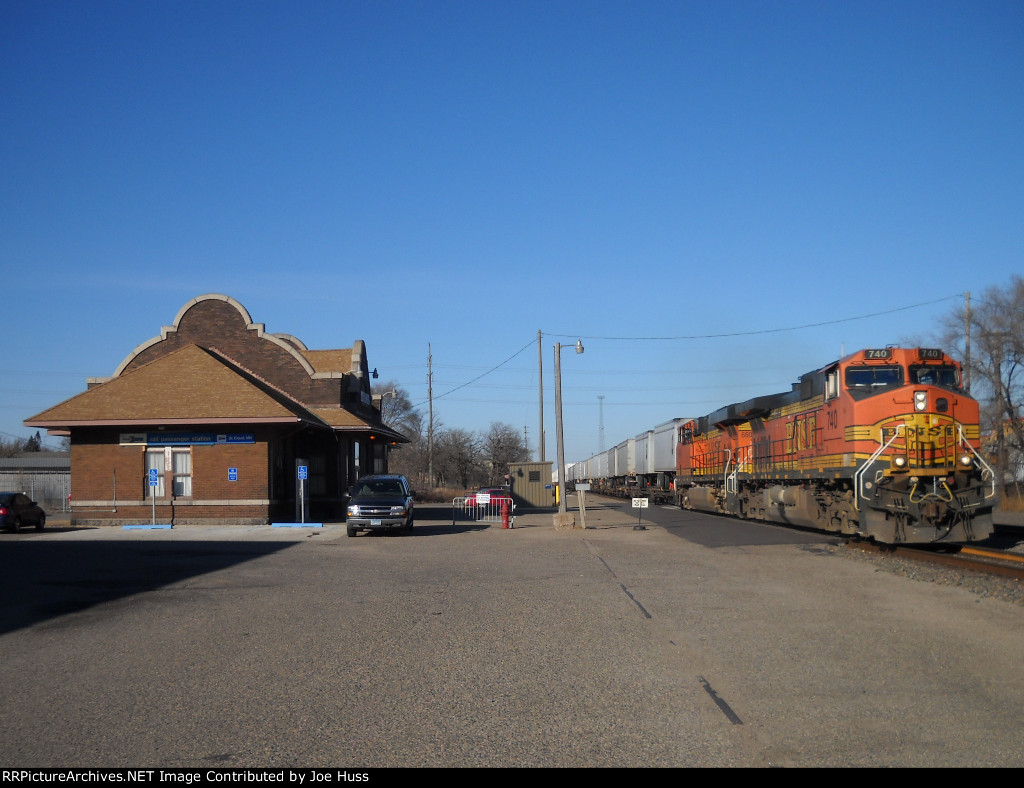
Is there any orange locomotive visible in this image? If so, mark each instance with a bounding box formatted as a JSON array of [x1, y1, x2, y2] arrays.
[[675, 347, 996, 544]]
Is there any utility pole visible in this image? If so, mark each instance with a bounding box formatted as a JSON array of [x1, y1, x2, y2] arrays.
[[554, 339, 583, 527], [964, 291, 971, 392], [597, 395, 605, 454], [427, 343, 434, 488]]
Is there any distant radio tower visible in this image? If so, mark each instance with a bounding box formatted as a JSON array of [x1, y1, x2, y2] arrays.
[[597, 395, 605, 453]]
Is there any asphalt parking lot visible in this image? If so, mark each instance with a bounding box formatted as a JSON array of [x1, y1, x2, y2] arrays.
[[1, 499, 1022, 768]]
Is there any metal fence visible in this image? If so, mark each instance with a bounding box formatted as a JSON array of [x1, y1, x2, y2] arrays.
[[0, 471, 71, 512], [452, 495, 516, 527]]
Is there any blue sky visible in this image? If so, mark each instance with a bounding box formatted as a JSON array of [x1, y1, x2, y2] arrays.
[[2, 0, 1021, 465]]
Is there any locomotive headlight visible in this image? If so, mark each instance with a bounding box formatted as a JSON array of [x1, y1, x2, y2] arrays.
[[914, 391, 927, 411], [958, 454, 973, 467], [893, 456, 907, 468]]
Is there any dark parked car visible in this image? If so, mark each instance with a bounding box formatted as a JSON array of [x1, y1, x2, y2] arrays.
[[345, 475, 414, 537], [0, 492, 46, 532]]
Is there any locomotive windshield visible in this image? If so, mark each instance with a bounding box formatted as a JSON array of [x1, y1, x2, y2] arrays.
[[909, 364, 961, 388], [845, 365, 902, 390]]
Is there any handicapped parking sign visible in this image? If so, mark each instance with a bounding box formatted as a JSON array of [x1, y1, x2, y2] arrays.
[[149, 468, 159, 487]]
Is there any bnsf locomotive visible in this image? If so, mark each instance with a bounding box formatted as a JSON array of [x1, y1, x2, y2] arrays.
[[569, 347, 996, 544]]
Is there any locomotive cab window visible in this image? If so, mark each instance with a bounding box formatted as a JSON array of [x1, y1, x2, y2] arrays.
[[825, 367, 840, 400], [845, 365, 902, 390], [909, 365, 960, 389]]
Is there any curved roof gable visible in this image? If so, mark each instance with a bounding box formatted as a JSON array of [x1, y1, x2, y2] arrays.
[[113, 293, 316, 378], [25, 293, 403, 441], [27, 345, 312, 428]]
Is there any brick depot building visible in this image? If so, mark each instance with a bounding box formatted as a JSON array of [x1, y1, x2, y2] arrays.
[[25, 294, 408, 526]]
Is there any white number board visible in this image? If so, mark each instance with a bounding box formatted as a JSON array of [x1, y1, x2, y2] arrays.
[[631, 497, 649, 509]]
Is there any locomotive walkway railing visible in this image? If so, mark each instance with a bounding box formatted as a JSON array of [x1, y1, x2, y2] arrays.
[[853, 424, 904, 512], [957, 424, 997, 502], [854, 422, 998, 513]]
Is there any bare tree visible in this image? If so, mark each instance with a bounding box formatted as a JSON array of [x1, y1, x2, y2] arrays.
[[0, 436, 23, 458], [373, 381, 417, 437], [0, 433, 66, 457], [373, 383, 533, 491], [939, 277, 1024, 499], [386, 410, 430, 490], [481, 422, 530, 485], [372, 381, 430, 486], [433, 427, 482, 489]]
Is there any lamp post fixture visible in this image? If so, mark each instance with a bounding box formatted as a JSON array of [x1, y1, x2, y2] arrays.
[[554, 339, 584, 521], [376, 388, 399, 425], [377, 389, 399, 473]]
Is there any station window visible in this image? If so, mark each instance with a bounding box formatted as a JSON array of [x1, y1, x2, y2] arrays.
[[145, 450, 164, 497], [144, 447, 192, 498], [172, 449, 192, 496]]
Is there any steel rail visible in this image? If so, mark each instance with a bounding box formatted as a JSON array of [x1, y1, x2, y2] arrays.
[[850, 541, 1024, 580]]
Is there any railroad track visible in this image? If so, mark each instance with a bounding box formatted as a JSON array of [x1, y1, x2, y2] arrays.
[[850, 540, 1024, 582]]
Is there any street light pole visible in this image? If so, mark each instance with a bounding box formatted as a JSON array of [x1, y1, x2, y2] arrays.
[[554, 339, 583, 523], [538, 330, 545, 462]]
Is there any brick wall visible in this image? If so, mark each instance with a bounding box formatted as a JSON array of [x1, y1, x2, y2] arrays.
[[69, 428, 276, 525]]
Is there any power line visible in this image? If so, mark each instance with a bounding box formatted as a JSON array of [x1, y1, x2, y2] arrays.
[[543, 294, 961, 341], [407, 294, 963, 413], [411, 337, 536, 408]]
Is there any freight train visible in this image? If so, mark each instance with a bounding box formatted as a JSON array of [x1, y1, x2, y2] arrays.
[[567, 347, 996, 544]]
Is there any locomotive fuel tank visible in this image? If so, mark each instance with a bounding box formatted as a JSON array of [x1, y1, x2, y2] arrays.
[[686, 486, 723, 514], [762, 485, 825, 530]]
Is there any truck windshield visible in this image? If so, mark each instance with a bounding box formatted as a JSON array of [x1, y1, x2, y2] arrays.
[[354, 482, 403, 496]]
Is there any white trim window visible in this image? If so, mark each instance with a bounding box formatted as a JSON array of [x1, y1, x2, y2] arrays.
[[145, 447, 192, 498], [145, 449, 165, 497], [172, 448, 192, 497]]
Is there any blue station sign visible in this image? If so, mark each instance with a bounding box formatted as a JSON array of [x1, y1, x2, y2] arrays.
[[121, 432, 255, 446]]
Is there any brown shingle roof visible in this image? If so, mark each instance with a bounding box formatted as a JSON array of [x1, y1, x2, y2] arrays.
[[300, 349, 353, 374], [26, 344, 312, 428], [308, 407, 408, 442]]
